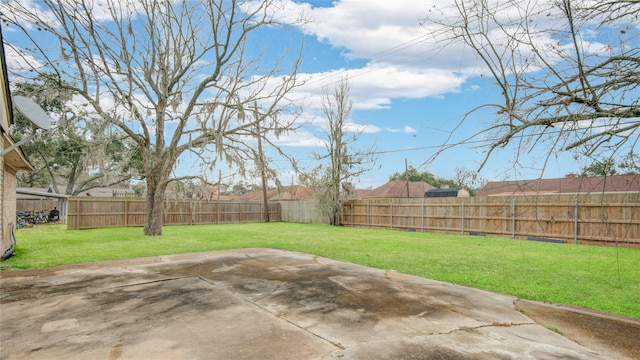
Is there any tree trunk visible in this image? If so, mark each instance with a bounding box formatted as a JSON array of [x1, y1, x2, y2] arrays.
[[144, 172, 167, 236]]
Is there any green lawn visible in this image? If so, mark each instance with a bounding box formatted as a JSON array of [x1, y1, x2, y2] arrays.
[[3, 222, 639, 319]]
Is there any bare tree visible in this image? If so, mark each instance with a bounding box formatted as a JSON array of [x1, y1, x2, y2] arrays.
[[310, 78, 377, 225], [453, 167, 485, 190], [422, 0, 639, 173], [2, 0, 303, 235]]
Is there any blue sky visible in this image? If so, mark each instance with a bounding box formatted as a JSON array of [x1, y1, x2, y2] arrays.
[[249, 0, 587, 189], [3, 0, 625, 190]]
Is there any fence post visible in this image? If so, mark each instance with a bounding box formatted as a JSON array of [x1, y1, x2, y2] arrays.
[[421, 198, 425, 232], [124, 198, 129, 227], [350, 203, 354, 227], [390, 200, 393, 230], [461, 200, 465, 235], [511, 199, 516, 239], [76, 198, 81, 230], [367, 201, 370, 228], [573, 198, 578, 244]]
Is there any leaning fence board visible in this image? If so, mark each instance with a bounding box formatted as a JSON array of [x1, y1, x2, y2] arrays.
[[342, 193, 640, 247], [279, 200, 327, 224]]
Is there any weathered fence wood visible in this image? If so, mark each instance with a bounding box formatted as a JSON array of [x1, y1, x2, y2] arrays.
[[279, 200, 327, 224], [59, 193, 640, 247], [342, 193, 640, 247], [67, 198, 280, 229], [17, 199, 58, 213]]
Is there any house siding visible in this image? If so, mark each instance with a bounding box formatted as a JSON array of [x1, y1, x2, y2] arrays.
[[1, 163, 16, 257], [1, 26, 32, 259], [0, 154, 5, 256]]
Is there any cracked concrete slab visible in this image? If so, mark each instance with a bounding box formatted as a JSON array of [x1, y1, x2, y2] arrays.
[[0, 248, 620, 359]]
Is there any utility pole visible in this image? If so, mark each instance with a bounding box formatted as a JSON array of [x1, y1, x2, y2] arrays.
[[405, 158, 410, 198]]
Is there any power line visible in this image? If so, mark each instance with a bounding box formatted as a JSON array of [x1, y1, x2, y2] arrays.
[[303, 32, 433, 89], [370, 120, 640, 156], [300, 0, 564, 90], [269, 120, 639, 162]]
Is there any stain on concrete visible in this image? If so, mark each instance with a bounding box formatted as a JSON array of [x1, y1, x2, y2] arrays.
[[0, 248, 625, 359]]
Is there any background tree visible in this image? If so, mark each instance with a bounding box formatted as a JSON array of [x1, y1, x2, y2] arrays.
[[307, 78, 377, 225], [618, 152, 639, 175], [422, 0, 639, 173], [11, 77, 140, 195], [3, 0, 303, 235], [389, 168, 456, 189], [388, 167, 485, 195], [389, 167, 434, 183], [453, 167, 485, 194], [580, 152, 639, 176], [580, 158, 617, 177]]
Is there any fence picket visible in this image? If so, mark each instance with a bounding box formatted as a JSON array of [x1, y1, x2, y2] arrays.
[[21, 193, 639, 247], [65, 198, 281, 229], [341, 193, 639, 247]]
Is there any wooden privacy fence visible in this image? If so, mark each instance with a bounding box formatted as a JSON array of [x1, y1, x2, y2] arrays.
[[341, 193, 640, 247], [17, 199, 58, 213], [279, 200, 328, 224], [67, 198, 280, 229]]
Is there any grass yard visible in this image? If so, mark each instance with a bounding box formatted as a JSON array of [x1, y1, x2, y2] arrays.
[[2, 222, 639, 319]]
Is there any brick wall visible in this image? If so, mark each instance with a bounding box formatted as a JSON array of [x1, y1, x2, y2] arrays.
[[1, 164, 18, 258]]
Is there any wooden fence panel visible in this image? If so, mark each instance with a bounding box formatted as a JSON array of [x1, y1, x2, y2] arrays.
[[17, 199, 58, 213], [279, 200, 327, 224], [62, 193, 639, 246], [342, 193, 640, 247], [67, 198, 280, 229]]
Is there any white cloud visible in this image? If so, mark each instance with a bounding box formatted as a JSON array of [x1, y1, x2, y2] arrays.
[[243, 0, 511, 127], [0, 0, 57, 31], [273, 0, 480, 120], [296, 64, 466, 112], [386, 125, 417, 134], [286, 0, 589, 98], [4, 46, 44, 72], [344, 122, 381, 134], [404, 125, 416, 133], [298, 0, 434, 60], [271, 129, 325, 148]]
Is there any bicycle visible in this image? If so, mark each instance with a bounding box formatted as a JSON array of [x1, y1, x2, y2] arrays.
[[16, 211, 33, 228]]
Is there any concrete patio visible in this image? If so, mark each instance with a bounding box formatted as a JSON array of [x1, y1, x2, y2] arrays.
[[1, 248, 638, 359]]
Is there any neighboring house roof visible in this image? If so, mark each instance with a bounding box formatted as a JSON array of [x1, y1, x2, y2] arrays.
[[355, 180, 435, 199], [194, 186, 239, 201], [17, 187, 63, 200], [477, 174, 640, 196], [16, 187, 70, 200], [18, 186, 137, 198], [76, 187, 137, 197], [238, 185, 314, 201]]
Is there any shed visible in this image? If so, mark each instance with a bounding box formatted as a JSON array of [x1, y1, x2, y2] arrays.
[[16, 188, 69, 223], [424, 187, 470, 198]]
